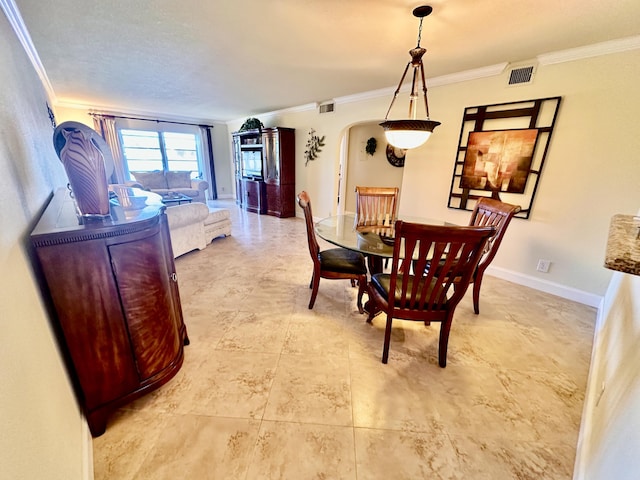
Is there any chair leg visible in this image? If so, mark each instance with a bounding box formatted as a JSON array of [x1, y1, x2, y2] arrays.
[[309, 274, 320, 309], [472, 275, 483, 315], [438, 314, 454, 368], [382, 315, 393, 364], [309, 272, 314, 289], [365, 294, 377, 322], [356, 275, 366, 314]]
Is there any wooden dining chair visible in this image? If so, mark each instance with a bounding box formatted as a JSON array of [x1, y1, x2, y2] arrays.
[[418, 198, 520, 314], [354, 186, 399, 228], [465, 198, 521, 314], [355, 186, 399, 271], [297, 191, 368, 313], [366, 221, 495, 366]]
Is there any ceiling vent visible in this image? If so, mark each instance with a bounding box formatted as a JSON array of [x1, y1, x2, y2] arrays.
[[507, 65, 536, 86], [318, 101, 335, 114]]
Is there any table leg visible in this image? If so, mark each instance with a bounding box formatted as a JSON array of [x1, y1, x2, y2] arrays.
[[367, 255, 383, 275], [364, 254, 385, 317]]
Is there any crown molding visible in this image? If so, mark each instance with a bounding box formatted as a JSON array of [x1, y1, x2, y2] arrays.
[[227, 102, 318, 126], [56, 100, 225, 125], [0, 0, 56, 102], [538, 35, 640, 65], [333, 63, 509, 106], [229, 63, 510, 123], [428, 63, 509, 87], [334, 86, 396, 106]]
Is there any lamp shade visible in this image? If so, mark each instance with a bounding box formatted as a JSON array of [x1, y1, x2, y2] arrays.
[[380, 119, 441, 149]]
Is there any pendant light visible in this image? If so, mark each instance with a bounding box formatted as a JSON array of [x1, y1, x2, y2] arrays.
[[380, 5, 440, 150]]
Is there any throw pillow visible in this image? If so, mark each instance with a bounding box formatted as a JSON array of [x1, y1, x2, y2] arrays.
[[132, 170, 168, 190], [166, 171, 192, 189]]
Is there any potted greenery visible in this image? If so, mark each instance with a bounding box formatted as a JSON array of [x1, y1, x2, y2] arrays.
[[239, 117, 264, 132]]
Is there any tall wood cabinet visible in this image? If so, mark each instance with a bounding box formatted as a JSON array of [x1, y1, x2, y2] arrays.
[[232, 127, 295, 217], [30, 189, 188, 437]]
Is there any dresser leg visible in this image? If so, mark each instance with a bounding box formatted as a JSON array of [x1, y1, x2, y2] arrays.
[[88, 410, 108, 438]]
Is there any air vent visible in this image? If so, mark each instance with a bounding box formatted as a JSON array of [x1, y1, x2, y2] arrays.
[[507, 65, 535, 86], [318, 102, 335, 114]]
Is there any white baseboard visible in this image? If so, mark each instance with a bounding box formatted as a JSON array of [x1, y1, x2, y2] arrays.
[[572, 297, 605, 480], [82, 417, 94, 480], [486, 265, 603, 307], [214, 193, 235, 200]]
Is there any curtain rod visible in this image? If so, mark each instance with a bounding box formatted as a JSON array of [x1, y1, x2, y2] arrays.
[[89, 112, 213, 129]]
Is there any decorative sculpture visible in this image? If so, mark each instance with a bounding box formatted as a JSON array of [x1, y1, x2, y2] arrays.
[[54, 122, 113, 217]]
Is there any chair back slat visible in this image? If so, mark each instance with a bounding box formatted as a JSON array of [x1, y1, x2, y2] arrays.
[[469, 198, 521, 266], [355, 186, 399, 227], [388, 221, 495, 318]]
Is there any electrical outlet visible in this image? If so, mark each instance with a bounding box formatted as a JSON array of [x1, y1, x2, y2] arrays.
[[537, 259, 551, 273]]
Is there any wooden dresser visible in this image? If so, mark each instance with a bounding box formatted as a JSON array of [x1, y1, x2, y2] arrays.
[[30, 189, 188, 436]]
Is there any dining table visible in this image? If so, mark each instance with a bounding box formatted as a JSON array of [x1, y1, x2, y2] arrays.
[[315, 213, 454, 274]]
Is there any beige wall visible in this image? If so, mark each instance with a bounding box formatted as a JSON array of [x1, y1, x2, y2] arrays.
[[230, 49, 640, 299], [0, 13, 87, 480], [574, 271, 640, 479], [401, 52, 640, 299]]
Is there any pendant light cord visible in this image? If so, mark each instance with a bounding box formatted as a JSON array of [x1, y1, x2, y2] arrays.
[[416, 18, 424, 48]]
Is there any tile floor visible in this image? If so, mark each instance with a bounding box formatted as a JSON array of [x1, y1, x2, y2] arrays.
[[93, 200, 596, 479]]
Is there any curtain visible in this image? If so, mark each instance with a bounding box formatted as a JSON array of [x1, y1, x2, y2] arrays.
[[93, 115, 126, 184], [200, 125, 217, 199]]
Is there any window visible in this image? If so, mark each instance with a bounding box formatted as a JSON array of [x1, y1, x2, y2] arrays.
[[120, 129, 202, 179]]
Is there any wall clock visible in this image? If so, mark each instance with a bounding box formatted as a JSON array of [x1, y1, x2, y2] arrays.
[[385, 144, 406, 167]]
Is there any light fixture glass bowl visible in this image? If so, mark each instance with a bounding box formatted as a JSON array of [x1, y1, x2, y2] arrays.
[[381, 119, 441, 149]]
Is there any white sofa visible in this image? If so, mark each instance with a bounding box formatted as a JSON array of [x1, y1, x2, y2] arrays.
[[165, 202, 231, 258], [127, 170, 209, 204]]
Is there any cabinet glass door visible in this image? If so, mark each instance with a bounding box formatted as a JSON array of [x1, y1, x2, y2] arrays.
[[263, 130, 280, 185]]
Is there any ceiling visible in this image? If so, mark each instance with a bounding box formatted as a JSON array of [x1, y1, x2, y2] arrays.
[[11, 0, 640, 122]]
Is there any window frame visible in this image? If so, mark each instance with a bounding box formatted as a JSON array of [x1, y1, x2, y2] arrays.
[[115, 118, 206, 182]]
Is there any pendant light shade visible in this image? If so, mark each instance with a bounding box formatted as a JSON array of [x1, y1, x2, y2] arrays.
[[381, 119, 440, 149], [381, 6, 440, 150]]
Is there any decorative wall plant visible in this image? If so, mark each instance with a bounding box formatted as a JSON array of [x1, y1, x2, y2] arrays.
[[365, 137, 377, 156], [304, 128, 325, 166]]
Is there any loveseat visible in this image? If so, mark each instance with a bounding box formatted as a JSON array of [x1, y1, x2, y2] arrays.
[[127, 170, 209, 204]]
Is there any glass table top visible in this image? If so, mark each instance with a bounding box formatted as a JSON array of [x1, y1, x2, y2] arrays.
[[315, 214, 451, 258]]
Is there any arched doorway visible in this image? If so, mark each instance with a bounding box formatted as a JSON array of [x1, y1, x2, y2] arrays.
[[336, 120, 405, 215]]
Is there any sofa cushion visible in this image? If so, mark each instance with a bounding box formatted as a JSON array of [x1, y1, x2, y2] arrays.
[[165, 202, 209, 229], [132, 170, 168, 190], [205, 207, 231, 225], [166, 171, 192, 189]]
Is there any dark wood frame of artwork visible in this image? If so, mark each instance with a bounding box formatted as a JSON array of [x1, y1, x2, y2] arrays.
[[447, 96, 562, 219]]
